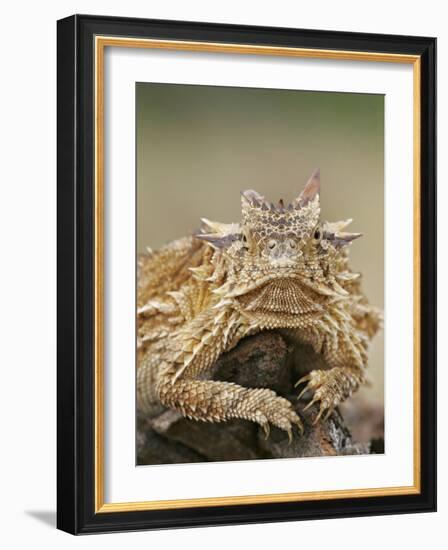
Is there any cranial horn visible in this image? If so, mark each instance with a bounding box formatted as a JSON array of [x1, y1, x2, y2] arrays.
[[324, 230, 362, 247], [332, 232, 362, 246], [195, 219, 241, 249], [200, 218, 237, 234], [195, 232, 240, 249], [294, 168, 320, 207], [240, 189, 265, 208]]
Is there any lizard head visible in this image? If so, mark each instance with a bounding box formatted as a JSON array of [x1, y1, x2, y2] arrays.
[[196, 169, 362, 318]]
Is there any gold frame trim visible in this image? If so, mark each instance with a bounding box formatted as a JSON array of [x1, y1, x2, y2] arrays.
[[94, 36, 421, 513]]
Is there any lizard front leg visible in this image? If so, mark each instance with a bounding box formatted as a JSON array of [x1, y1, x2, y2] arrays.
[[293, 321, 369, 424], [157, 377, 302, 441], [141, 308, 303, 440]]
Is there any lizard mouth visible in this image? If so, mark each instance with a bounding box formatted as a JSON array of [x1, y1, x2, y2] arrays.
[[236, 278, 324, 315]]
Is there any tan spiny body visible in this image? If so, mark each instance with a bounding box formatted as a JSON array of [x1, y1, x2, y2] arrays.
[[137, 170, 382, 439]]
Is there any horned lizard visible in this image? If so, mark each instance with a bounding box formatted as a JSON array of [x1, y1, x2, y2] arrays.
[[137, 170, 382, 440]]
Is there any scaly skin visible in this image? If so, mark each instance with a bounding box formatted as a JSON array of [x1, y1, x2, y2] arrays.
[[137, 169, 382, 440]]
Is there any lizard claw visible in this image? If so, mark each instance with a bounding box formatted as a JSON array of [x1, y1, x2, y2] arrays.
[[293, 415, 304, 436], [297, 385, 309, 401], [303, 396, 318, 412], [323, 406, 335, 422], [294, 374, 311, 388], [296, 373, 317, 401], [312, 403, 328, 425], [312, 403, 336, 425], [262, 421, 270, 440]]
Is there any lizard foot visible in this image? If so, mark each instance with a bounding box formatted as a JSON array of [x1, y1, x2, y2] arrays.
[[295, 368, 358, 425], [248, 390, 303, 442]]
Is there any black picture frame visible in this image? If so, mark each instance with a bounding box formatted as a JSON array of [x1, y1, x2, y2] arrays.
[[57, 14, 436, 534]]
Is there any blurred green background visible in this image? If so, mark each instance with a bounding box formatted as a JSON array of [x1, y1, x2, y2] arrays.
[[136, 83, 384, 405]]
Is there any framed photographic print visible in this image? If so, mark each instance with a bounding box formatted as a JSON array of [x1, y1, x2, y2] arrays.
[[57, 14, 436, 534]]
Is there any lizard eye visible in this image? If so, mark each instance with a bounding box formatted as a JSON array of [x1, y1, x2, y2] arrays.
[[286, 239, 297, 249], [267, 239, 277, 250], [313, 229, 321, 240]]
